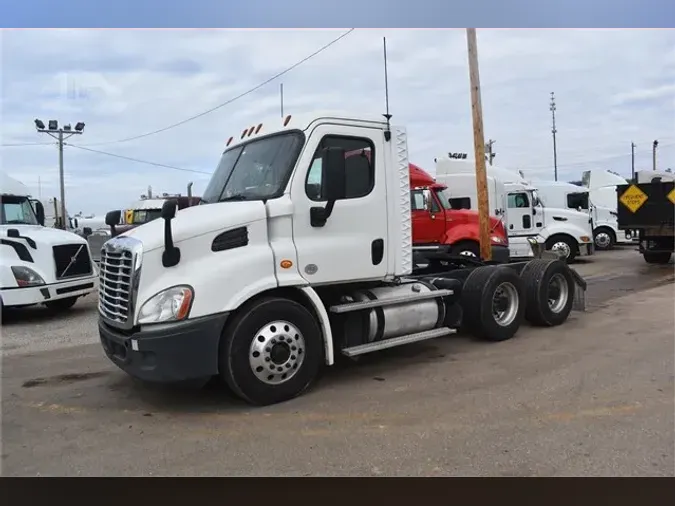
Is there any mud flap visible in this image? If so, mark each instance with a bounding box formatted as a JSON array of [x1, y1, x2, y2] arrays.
[[568, 268, 587, 312]]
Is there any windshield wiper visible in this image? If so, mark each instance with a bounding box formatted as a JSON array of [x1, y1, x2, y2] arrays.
[[220, 194, 248, 202]]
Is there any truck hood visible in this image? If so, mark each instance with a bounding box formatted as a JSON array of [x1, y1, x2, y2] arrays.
[[0, 224, 87, 246], [446, 209, 503, 231], [121, 201, 268, 253]]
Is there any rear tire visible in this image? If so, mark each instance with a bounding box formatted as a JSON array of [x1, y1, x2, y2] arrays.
[[643, 251, 672, 264], [519, 259, 575, 327], [44, 296, 78, 312], [461, 266, 525, 342], [219, 297, 323, 406], [593, 227, 616, 251]]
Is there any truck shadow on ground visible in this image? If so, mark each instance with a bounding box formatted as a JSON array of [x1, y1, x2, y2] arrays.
[[94, 333, 479, 415], [1, 305, 92, 326]]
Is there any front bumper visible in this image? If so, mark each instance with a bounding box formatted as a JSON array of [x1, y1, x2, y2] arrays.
[[99, 312, 230, 383], [0, 275, 98, 307], [577, 241, 594, 257]]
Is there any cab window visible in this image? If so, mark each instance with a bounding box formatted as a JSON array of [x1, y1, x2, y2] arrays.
[[507, 192, 530, 208]]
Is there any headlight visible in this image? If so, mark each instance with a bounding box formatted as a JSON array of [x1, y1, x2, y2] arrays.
[[11, 266, 45, 287], [138, 285, 193, 325], [491, 235, 505, 244]]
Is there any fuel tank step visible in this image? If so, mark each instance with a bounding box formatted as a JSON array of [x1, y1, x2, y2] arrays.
[[341, 327, 456, 357], [329, 289, 454, 314]]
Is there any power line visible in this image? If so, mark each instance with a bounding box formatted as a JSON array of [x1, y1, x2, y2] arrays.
[[64, 143, 211, 175], [79, 29, 356, 147], [1, 141, 55, 147]]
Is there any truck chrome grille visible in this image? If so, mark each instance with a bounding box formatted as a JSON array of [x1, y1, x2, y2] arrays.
[[98, 237, 142, 327]]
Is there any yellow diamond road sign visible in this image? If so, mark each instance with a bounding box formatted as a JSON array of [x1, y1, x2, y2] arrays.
[[619, 184, 648, 213], [668, 188, 675, 205]]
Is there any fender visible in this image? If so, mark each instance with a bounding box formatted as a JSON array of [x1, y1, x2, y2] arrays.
[[297, 286, 334, 366], [442, 223, 479, 246]]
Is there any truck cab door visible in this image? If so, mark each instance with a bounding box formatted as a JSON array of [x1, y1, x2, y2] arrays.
[[506, 191, 535, 236], [290, 124, 389, 284], [411, 188, 445, 244]]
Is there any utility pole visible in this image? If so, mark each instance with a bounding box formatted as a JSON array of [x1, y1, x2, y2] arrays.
[[34, 119, 85, 229], [652, 140, 658, 171], [631, 142, 636, 180], [485, 139, 496, 166], [466, 28, 491, 261], [550, 92, 558, 181]]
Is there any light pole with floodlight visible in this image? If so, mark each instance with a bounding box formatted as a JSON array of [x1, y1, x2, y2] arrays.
[[34, 119, 85, 230]]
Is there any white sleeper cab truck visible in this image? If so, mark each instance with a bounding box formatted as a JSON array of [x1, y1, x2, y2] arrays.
[[1, 172, 98, 314], [435, 158, 594, 263], [97, 113, 587, 406], [580, 169, 637, 250], [527, 180, 595, 262]]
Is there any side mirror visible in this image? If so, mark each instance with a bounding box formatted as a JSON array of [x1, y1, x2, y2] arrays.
[[105, 210, 122, 226], [34, 201, 45, 226], [322, 147, 346, 202], [83, 227, 93, 237], [422, 189, 433, 212], [311, 147, 346, 227], [161, 199, 178, 220]]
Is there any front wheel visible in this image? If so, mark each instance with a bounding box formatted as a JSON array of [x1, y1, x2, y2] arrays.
[[44, 296, 78, 312], [545, 235, 577, 263], [450, 240, 480, 259], [644, 251, 672, 264], [219, 297, 323, 406], [593, 228, 616, 251]]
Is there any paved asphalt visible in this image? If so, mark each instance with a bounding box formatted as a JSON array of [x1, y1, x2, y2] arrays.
[[1, 247, 673, 476]]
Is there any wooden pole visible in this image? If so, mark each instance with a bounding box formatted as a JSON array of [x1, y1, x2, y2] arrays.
[[466, 28, 492, 261]]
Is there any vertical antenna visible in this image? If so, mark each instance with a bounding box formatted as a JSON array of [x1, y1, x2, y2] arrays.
[[38, 176, 42, 199], [280, 83, 284, 118], [382, 37, 392, 142], [550, 91, 558, 181]]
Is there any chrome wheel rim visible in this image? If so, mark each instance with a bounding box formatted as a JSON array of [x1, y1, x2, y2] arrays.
[[492, 282, 519, 327], [249, 321, 305, 385], [547, 273, 569, 313], [551, 241, 571, 259], [459, 250, 477, 257], [595, 232, 611, 248]]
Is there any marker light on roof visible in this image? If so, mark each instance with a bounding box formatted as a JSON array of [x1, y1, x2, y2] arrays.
[[247, 126, 255, 137], [226, 136, 233, 146], [255, 123, 263, 134], [240, 129, 247, 139], [283, 115, 292, 126]]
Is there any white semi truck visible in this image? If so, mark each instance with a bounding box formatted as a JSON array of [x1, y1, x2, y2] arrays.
[[434, 159, 594, 263], [1, 172, 98, 314], [97, 113, 586, 406]]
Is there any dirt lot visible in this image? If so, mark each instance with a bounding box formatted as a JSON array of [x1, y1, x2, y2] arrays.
[[1, 247, 674, 476]]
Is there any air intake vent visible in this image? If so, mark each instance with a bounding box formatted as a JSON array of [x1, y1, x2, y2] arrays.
[[212, 226, 249, 252]]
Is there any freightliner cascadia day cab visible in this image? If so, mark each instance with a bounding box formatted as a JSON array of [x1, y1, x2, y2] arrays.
[[98, 113, 587, 406], [1, 172, 98, 315]]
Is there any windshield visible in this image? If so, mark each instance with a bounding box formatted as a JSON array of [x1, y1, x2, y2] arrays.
[[202, 131, 304, 203], [1, 195, 39, 225], [434, 188, 452, 210], [131, 209, 162, 224]]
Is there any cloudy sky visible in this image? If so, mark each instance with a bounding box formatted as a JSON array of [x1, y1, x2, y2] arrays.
[[1, 28, 674, 215]]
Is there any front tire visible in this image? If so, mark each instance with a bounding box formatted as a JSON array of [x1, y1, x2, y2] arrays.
[[44, 296, 78, 312], [545, 235, 577, 263], [593, 227, 616, 251], [450, 240, 480, 259], [461, 266, 525, 342], [219, 297, 323, 406], [643, 251, 672, 264]]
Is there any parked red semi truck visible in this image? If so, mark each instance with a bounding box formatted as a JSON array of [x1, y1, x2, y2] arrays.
[[409, 163, 509, 262]]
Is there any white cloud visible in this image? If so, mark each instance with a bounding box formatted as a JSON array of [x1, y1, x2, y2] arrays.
[[1, 28, 674, 215]]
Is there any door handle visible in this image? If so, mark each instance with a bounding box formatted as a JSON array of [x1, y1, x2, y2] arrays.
[[430, 214, 436, 220]]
